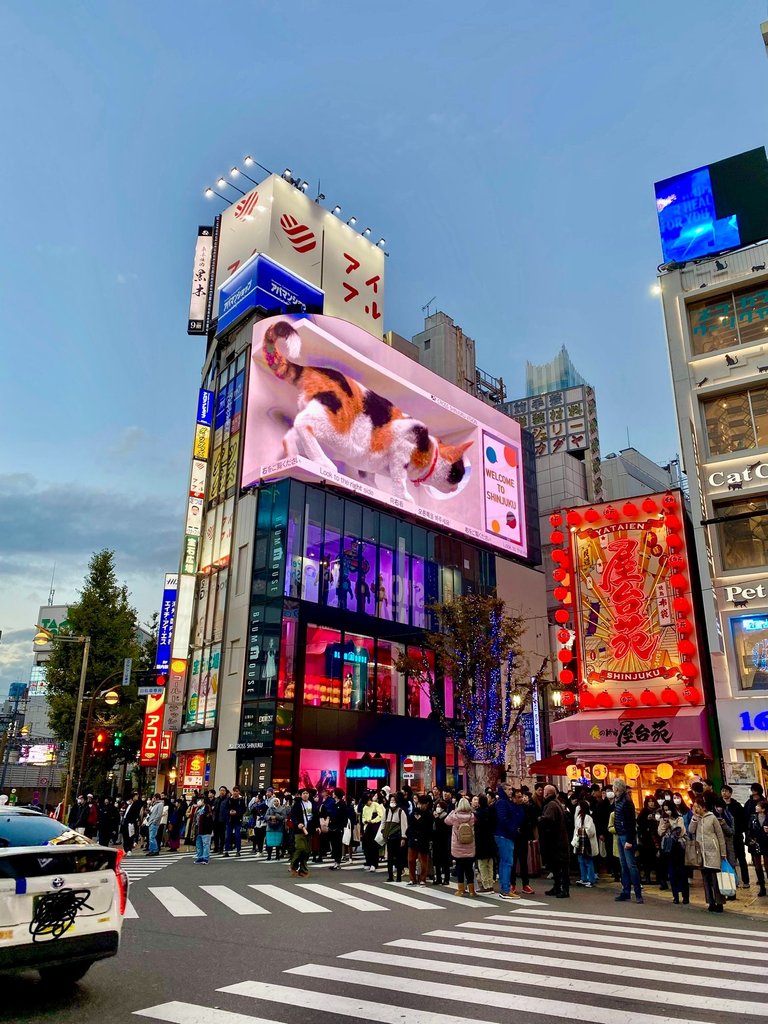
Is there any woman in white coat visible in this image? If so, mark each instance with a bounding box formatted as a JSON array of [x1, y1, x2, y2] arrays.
[[572, 798, 598, 887]]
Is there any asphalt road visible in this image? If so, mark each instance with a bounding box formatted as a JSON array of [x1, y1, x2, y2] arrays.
[[4, 850, 767, 1024]]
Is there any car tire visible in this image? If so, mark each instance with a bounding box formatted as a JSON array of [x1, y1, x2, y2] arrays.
[[38, 961, 94, 985]]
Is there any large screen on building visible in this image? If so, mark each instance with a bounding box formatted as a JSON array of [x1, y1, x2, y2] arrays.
[[242, 314, 530, 559], [654, 147, 768, 263]]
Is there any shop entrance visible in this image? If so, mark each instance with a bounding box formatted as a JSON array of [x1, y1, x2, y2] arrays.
[[298, 748, 395, 797]]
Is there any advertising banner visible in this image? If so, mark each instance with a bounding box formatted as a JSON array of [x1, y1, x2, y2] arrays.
[[217, 253, 324, 335], [213, 175, 385, 337], [139, 692, 166, 766], [171, 575, 196, 658], [241, 315, 528, 558], [188, 227, 214, 334], [164, 658, 187, 732], [155, 574, 178, 673]]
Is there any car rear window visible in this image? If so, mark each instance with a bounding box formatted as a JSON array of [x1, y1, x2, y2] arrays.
[[0, 813, 91, 849]]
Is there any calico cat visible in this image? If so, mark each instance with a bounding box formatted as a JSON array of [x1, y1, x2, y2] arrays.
[[263, 320, 471, 501]]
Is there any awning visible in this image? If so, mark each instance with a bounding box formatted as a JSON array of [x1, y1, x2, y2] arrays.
[[527, 755, 576, 776], [550, 706, 712, 764]]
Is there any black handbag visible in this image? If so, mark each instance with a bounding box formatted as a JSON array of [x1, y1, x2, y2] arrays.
[[576, 829, 593, 857]]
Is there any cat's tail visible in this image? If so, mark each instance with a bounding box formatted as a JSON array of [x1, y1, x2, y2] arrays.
[[263, 320, 302, 381]]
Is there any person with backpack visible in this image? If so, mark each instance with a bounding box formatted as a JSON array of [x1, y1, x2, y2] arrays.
[[658, 799, 689, 903], [445, 797, 476, 897], [382, 792, 409, 882]]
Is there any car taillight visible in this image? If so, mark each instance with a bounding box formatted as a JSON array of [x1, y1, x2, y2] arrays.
[[114, 847, 128, 915]]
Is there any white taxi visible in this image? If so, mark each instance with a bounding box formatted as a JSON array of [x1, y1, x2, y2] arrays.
[[0, 806, 128, 984]]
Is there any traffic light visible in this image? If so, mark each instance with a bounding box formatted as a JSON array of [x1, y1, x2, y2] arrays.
[[135, 670, 168, 690], [92, 731, 107, 754], [113, 730, 124, 748]]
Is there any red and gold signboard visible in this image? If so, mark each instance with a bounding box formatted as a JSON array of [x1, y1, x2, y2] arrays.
[[182, 751, 206, 788], [550, 492, 702, 711], [139, 693, 166, 766]]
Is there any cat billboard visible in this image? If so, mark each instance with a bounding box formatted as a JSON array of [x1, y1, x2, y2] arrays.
[[242, 314, 530, 560]]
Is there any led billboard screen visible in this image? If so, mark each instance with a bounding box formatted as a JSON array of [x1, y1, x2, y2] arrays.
[[242, 314, 529, 559], [655, 147, 768, 263]]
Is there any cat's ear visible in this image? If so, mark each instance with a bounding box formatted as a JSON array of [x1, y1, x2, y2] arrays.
[[440, 440, 473, 461]]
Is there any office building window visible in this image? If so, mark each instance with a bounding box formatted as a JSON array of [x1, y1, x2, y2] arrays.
[[715, 496, 768, 570], [689, 283, 768, 355], [730, 615, 768, 691], [703, 387, 768, 456]]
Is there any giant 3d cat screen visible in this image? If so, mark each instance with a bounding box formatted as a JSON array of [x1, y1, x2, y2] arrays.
[[241, 314, 530, 560]]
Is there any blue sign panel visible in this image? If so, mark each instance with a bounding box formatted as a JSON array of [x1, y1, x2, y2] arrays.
[[154, 575, 178, 673], [196, 389, 214, 427], [521, 712, 536, 755], [217, 254, 324, 335], [655, 165, 740, 263]]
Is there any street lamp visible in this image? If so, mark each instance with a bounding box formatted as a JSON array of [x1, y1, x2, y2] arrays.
[[77, 674, 124, 796], [34, 625, 90, 823]]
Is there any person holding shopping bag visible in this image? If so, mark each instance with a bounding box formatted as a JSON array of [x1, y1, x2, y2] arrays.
[[572, 797, 598, 887], [689, 792, 727, 913]]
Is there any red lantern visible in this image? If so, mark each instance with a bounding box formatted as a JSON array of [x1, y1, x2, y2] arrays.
[[550, 530, 564, 545], [676, 619, 692, 636], [667, 554, 685, 568], [566, 510, 582, 527], [554, 609, 569, 624], [670, 573, 687, 590], [554, 586, 569, 602], [584, 508, 600, 523], [557, 649, 572, 664], [642, 497, 658, 513], [682, 684, 701, 704], [596, 691, 614, 709], [662, 493, 677, 509], [640, 687, 659, 706], [673, 597, 691, 614], [666, 533, 682, 551], [664, 514, 681, 531], [557, 628, 571, 644], [622, 502, 638, 517], [679, 661, 697, 679], [553, 567, 566, 582], [620, 689, 638, 707], [561, 690, 576, 707], [604, 506, 619, 521], [549, 513, 563, 527], [579, 690, 597, 710], [678, 639, 696, 656], [552, 549, 567, 564], [559, 669, 575, 685], [661, 686, 680, 706]]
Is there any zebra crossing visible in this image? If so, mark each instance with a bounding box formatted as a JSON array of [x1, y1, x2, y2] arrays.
[[133, 902, 768, 1024], [122, 853, 190, 881], [125, 878, 545, 919]]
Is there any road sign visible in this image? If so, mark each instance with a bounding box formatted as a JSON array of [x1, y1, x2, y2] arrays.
[[402, 757, 414, 773], [122, 657, 133, 688], [138, 686, 165, 696], [402, 772, 415, 781], [38, 777, 49, 786]]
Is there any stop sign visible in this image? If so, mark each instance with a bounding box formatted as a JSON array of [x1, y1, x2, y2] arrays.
[[402, 757, 414, 773]]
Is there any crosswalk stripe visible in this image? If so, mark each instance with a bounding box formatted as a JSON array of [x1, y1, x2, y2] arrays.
[[503, 906, 768, 940], [228, 970, 725, 1024], [484, 913, 764, 948], [148, 887, 206, 917], [384, 938, 768, 995], [134, 1000, 279, 1024], [343, 882, 445, 910], [124, 899, 139, 919], [199, 886, 271, 915], [298, 883, 387, 911], [248, 883, 331, 913], [457, 920, 765, 961], [423, 929, 766, 976], [395, 886, 492, 909], [341, 948, 768, 1018]]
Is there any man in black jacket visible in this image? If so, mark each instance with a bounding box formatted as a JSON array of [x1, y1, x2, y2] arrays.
[[223, 786, 247, 857], [212, 786, 229, 854], [722, 784, 750, 888], [614, 778, 643, 903], [539, 785, 570, 898]]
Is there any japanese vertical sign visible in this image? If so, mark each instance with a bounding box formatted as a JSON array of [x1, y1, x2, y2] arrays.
[[154, 573, 178, 673], [139, 691, 166, 766], [188, 226, 213, 334]]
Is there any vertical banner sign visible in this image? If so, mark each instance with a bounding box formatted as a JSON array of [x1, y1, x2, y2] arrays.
[[188, 226, 213, 334], [155, 573, 178, 673], [121, 658, 133, 688], [139, 692, 166, 766], [164, 658, 187, 732]]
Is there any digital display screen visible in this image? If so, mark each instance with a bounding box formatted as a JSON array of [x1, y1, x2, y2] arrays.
[[654, 148, 768, 263]]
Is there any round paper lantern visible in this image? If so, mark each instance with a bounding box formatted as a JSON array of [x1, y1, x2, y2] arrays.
[[670, 573, 687, 590], [561, 690, 576, 707], [673, 597, 691, 614], [622, 502, 638, 517], [678, 639, 695, 656], [656, 762, 674, 780], [604, 506, 619, 521], [620, 689, 638, 708], [679, 661, 697, 679], [554, 586, 569, 602], [552, 548, 567, 564], [664, 514, 681, 531], [550, 530, 564, 545], [580, 690, 597, 710], [667, 554, 685, 569], [557, 628, 571, 644], [642, 497, 658, 513], [554, 609, 569, 624], [552, 568, 566, 583], [549, 513, 563, 527], [662, 493, 677, 509], [625, 763, 641, 780], [584, 508, 600, 523], [557, 648, 572, 664], [592, 763, 608, 780], [559, 669, 575, 685], [596, 690, 614, 709], [661, 686, 680, 706], [682, 684, 701, 704], [676, 619, 693, 636], [666, 533, 682, 550], [640, 687, 659, 706], [566, 510, 582, 527], [566, 765, 581, 780]]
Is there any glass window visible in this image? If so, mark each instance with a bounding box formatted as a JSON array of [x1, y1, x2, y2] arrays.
[[751, 388, 768, 447], [302, 488, 324, 603], [323, 495, 343, 608], [341, 632, 375, 711], [688, 295, 738, 354], [405, 646, 434, 718], [277, 606, 298, 700], [704, 392, 756, 456], [394, 523, 411, 624], [736, 286, 768, 346], [376, 640, 404, 714], [303, 625, 342, 707], [285, 483, 305, 598], [715, 496, 768, 570], [730, 615, 768, 691]]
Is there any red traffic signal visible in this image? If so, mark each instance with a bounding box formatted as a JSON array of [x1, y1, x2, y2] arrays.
[[92, 730, 111, 754]]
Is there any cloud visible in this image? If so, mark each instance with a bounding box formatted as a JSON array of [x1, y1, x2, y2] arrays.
[[108, 426, 148, 457], [0, 629, 35, 698], [116, 272, 139, 285]]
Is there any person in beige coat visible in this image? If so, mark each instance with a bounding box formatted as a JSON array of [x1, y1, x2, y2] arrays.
[[688, 793, 727, 912]]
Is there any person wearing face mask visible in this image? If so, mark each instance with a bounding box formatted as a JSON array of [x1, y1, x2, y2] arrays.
[[689, 792, 727, 912], [613, 779, 643, 904], [637, 796, 665, 889], [194, 798, 214, 864], [382, 794, 408, 882], [746, 798, 768, 897], [658, 800, 689, 904], [600, 787, 620, 880], [327, 788, 350, 871], [432, 799, 453, 887], [721, 785, 750, 889]]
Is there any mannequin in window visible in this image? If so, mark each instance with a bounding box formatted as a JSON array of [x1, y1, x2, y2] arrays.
[[264, 639, 277, 695], [375, 575, 388, 617]]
